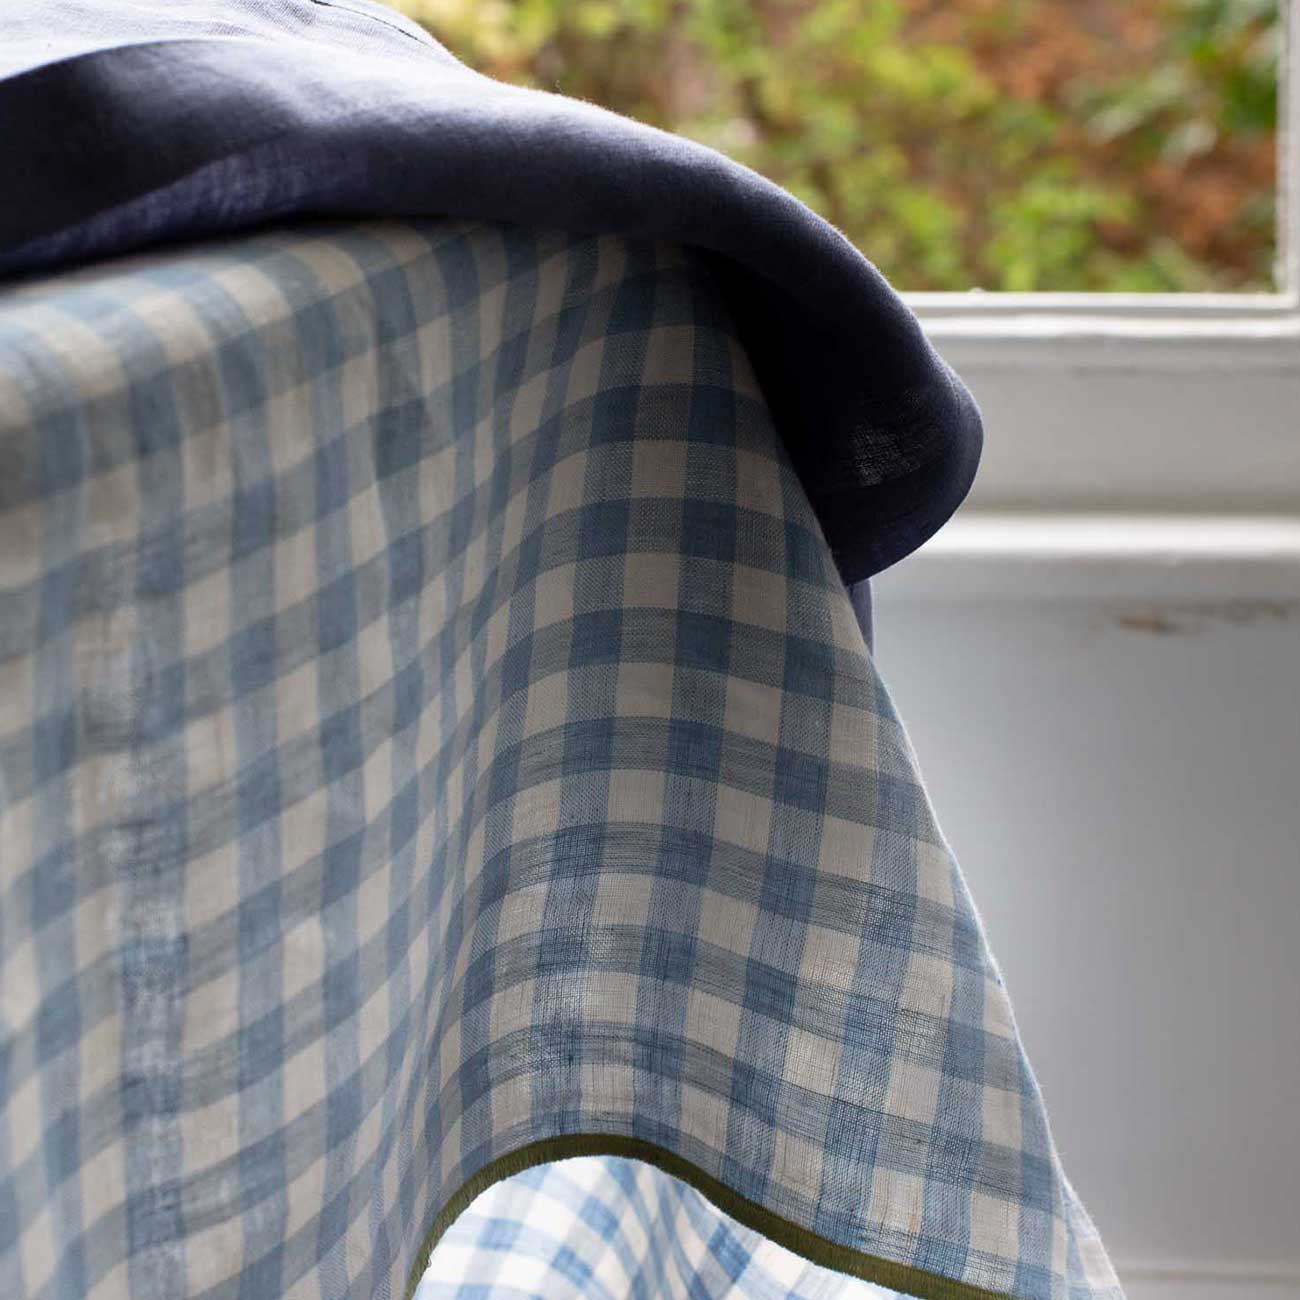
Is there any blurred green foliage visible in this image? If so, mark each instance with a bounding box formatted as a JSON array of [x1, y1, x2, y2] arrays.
[[384, 0, 1279, 291]]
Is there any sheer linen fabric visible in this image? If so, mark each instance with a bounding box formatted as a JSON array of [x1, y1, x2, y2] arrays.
[[0, 220, 1120, 1300]]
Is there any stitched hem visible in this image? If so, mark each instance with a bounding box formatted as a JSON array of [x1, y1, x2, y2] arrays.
[[403, 1134, 1024, 1300]]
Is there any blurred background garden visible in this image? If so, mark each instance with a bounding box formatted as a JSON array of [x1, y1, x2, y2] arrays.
[[382, 0, 1281, 292]]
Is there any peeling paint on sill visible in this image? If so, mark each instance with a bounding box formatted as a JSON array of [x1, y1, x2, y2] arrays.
[[1112, 600, 1300, 635]]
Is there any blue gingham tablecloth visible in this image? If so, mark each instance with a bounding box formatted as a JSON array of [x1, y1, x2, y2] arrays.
[[0, 219, 1121, 1300]]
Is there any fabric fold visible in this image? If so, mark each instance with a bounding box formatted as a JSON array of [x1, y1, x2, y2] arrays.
[[0, 219, 1117, 1300], [1, 0, 982, 583]]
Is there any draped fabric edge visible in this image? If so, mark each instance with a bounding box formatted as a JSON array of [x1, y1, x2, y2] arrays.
[[407, 1136, 1023, 1300], [0, 3, 983, 585]]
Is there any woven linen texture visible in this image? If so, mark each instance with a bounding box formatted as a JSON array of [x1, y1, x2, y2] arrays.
[[419, 1155, 895, 1299], [0, 219, 1119, 1300]]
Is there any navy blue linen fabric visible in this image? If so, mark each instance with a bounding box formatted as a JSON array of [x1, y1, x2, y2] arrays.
[[0, 0, 980, 584]]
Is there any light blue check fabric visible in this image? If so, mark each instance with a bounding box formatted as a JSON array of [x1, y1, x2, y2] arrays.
[[417, 1156, 895, 1300], [0, 219, 1120, 1300]]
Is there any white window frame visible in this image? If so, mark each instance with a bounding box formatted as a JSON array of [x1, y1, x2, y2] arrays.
[[878, 0, 1300, 607]]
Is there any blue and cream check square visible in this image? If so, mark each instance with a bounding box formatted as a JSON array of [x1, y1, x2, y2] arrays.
[[419, 1156, 895, 1300], [0, 219, 1120, 1300]]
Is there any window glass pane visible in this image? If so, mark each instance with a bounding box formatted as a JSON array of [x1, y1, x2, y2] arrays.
[[384, 0, 1281, 292]]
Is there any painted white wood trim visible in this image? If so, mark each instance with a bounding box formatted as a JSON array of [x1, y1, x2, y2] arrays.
[[1278, 0, 1300, 300], [909, 292, 1298, 316], [921, 314, 1300, 371], [872, 513, 1300, 605], [1119, 1265, 1300, 1300], [920, 350, 1300, 515]]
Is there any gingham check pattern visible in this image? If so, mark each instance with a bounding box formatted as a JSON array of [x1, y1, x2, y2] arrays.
[[418, 1155, 895, 1300], [0, 218, 1120, 1300]]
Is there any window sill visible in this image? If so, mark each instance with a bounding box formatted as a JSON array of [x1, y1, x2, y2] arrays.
[[910, 293, 1300, 372], [874, 513, 1300, 606], [903, 295, 1300, 519]]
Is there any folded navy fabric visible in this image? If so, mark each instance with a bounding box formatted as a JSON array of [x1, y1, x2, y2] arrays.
[[0, 0, 981, 583]]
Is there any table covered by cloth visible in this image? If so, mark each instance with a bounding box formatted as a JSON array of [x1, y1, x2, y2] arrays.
[[0, 219, 1119, 1300]]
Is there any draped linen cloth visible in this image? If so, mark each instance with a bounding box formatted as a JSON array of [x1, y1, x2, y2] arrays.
[[0, 219, 1120, 1300]]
